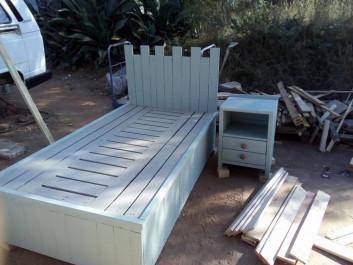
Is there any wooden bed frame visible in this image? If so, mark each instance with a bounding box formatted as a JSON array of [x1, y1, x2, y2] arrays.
[[0, 45, 220, 265]]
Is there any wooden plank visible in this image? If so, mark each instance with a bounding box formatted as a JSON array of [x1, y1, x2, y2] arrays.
[[277, 82, 303, 126], [172, 46, 182, 110], [289, 190, 330, 263], [42, 177, 106, 198], [320, 119, 330, 152], [349, 157, 353, 171], [50, 212, 72, 260], [55, 168, 117, 186], [241, 172, 289, 233], [319, 104, 336, 123], [333, 233, 353, 246], [141, 45, 151, 106], [133, 55, 144, 106], [181, 56, 191, 111], [326, 225, 353, 240], [277, 192, 315, 264], [245, 175, 298, 241], [224, 167, 286, 236], [255, 185, 307, 265], [326, 98, 353, 151], [0, 40, 54, 144], [113, 228, 131, 264], [199, 57, 210, 112], [122, 127, 163, 137], [190, 47, 201, 111], [208, 48, 220, 112], [164, 56, 173, 109], [97, 224, 116, 265], [79, 152, 135, 168], [125, 113, 211, 217], [290, 91, 311, 113], [314, 235, 353, 263], [155, 46, 165, 109], [326, 100, 348, 115], [288, 86, 340, 117], [124, 45, 136, 104], [149, 55, 157, 107], [128, 123, 167, 132]]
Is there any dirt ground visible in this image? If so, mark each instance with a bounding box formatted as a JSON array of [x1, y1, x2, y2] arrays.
[[0, 68, 352, 265]]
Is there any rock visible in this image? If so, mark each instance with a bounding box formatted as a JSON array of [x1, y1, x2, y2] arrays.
[[0, 141, 25, 160]]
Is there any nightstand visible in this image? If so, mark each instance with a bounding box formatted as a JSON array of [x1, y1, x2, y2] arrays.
[[218, 95, 278, 178]]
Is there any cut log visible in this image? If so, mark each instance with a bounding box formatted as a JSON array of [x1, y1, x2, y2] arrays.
[[277, 82, 303, 126], [314, 235, 353, 263], [289, 190, 330, 264], [244, 175, 298, 241], [255, 185, 307, 265], [276, 192, 315, 264]]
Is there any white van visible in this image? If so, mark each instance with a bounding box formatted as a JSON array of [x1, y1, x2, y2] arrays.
[[0, 0, 51, 90]]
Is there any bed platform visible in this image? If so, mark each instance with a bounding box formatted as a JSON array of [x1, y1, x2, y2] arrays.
[[0, 45, 220, 265]]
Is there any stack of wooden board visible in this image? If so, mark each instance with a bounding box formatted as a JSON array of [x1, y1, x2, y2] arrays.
[[224, 167, 351, 265]]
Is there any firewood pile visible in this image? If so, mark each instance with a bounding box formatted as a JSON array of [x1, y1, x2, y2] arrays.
[[218, 81, 353, 151]]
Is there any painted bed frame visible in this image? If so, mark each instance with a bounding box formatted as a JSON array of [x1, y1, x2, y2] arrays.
[[0, 45, 220, 265]]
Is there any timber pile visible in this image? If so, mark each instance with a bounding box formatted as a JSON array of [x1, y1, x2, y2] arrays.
[[225, 167, 352, 265], [276, 81, 353, 151]]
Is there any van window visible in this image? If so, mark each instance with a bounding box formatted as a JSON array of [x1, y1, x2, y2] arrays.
[[0, 5, 11, 24]]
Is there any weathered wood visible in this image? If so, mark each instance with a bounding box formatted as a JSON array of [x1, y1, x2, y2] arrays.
[[288, 86, 340, 117], [0, 40, 54, 144], [326, 98, 353, 151], [278, 82, 303, 126], [319, 119, 330, 152], [277, 192, 315, 264], [255, 185, 307, 265], [172, 46, 182, 110], [326, 100, 348, 115], [245, 175, 298, 241], [350, 158, 353, 172], [289, 190, 330, 264], [290, 91, 311, 113], [314, 235, 353, 263], [190, 47, 201, 111], [309, 126, 320, 144], [319, 104, 336, 124]]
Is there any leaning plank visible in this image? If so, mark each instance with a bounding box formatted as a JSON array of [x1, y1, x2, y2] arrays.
[[277, 192, 315, 264], [319, 119, 330, 152], [314, 235, 353, 263], [350, 158, 353, 172], [224, 168, 286, 236], [289, 190, 330, 264], [290, 91, 311, 113], [244, 175, 298, 242], [326, 225, 353, 240], [277, 82, 303, 126], [0, 40, 54, 144], [255, 185, 307, 265]]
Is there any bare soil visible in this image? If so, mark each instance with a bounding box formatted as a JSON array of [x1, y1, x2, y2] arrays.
[[0, 68, 352, 265]]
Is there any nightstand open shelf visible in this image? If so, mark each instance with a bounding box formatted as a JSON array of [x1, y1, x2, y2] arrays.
[[218, 95, 278, 178]]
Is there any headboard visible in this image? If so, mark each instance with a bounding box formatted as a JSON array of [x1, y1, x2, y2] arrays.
[[124, 45, 220, 113]]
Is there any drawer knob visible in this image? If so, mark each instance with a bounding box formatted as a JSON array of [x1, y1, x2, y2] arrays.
[[240, 154, 246, 160], [241, 144, 247, 149]]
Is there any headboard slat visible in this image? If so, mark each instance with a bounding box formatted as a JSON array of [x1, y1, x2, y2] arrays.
[[124, 45, 219, 113]]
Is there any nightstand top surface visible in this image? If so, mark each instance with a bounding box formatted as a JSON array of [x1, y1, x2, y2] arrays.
[[221, 96, 278, 114]]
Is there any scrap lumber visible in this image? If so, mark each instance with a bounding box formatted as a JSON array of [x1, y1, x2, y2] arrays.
[[319, 120, 330, 152], [318, 104, 336, 124], [314, 235, 353, 263], [350, 158, 353, 172], [277, 192, 315, 264], [305, 90, 353, 94], [225, 168, 287, 236], [240, 172, 289, 234], [326, 100, 348, 116], [254, 185, 307, 265], [326, 98, 353, 151], [289, 190, 330, 264], [309, 126, 320, 144], [288, 86, 340, 117], [332, 233, 353, 246], [244, 175, 298, 242], [290, 91, 311, 114], [277, 82, 303, 126]]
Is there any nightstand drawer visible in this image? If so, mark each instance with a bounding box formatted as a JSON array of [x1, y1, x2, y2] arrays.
[[223, 137, 266, 153], [222, 149, 266, 166]]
